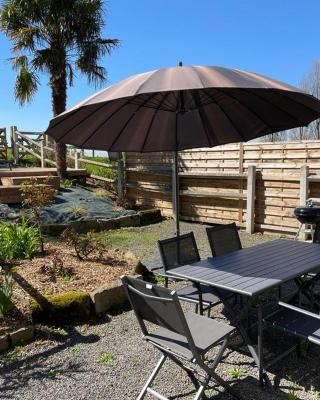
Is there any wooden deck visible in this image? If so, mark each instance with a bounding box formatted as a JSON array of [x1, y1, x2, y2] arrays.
[[0, 167, 87, 178], [0, 167, 88, 203]]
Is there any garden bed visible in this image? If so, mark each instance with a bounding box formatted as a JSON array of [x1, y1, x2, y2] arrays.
[[0, 241, 138, 334]]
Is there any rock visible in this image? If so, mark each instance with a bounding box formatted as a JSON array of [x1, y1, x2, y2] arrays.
[[90, 275, 142, 315], [31, 291, 92, 324], [10, 326, 34, 346], [138, 209, 162, 226], [0, 334, 10, 352]]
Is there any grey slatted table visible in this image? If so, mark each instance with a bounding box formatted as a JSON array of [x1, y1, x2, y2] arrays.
[[167, 239, 320, 385]]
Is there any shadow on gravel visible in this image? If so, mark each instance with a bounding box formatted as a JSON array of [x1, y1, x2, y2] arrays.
[[0, 326, 99, 397]]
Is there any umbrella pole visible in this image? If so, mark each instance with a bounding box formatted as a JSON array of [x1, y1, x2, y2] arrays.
[[172, 150, 180, 236]]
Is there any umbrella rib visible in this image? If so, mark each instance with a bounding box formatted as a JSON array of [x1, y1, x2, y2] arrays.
[[106, 93, 158, 151], [52, 101, 120, 142], [79, 97, 143, 148], [270, 89, 320, 116], [240, 88, 306, 126], [193, 90, 215, 147], [141, 92, 171, 152], [203, 89, 247, 142], [213, 88, 275, 131]]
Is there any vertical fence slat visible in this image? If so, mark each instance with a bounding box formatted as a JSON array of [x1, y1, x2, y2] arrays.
[[246, 165, 256, 234]]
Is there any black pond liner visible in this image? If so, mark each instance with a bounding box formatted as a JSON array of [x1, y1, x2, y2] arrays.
[[40, 187, 134, 225]]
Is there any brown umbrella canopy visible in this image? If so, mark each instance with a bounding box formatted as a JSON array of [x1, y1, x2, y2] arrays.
[[45, 65, 320, 151]]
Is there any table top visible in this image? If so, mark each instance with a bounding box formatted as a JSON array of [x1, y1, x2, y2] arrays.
[[167, 239, 320, 297]]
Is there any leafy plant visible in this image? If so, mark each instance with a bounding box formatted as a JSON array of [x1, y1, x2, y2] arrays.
[[38, 257, 74, 283], [68, 205, 86, 219], [287, 390, 299, 400], [0, 219, 40, 264], [227, 366, 247, 379], [20, 178, 55, 252], [0, 271, 13, 316], [61, 227, 104, 260], [97, 352, 115, 366], [61, 179, 74, 188]]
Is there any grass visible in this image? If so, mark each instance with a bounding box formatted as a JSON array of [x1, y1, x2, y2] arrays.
[[82, 156, 117, 180], [97, 352, 115, 366], [97, 226, 158, 258]]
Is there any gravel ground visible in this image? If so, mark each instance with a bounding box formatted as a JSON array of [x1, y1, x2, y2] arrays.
[[1, 221, 320, 400]]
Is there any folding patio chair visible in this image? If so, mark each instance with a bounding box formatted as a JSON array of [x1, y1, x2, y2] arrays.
[[158, 232, 229, 315], [121, 276, 240, 400], [265, 301, 320, 347], [206, 223, 242, 257], [206, 223, 242, 305]]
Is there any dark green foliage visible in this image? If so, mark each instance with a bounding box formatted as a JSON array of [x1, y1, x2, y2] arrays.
[[31, 291, 92, 324], [0, 272, 14, 316], [0, 219, 40, 263]]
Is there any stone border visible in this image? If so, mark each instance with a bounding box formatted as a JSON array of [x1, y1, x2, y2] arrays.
[[41, 208, 162, 235], [0, 252, 145, 353], [0, 326, 35, 352]]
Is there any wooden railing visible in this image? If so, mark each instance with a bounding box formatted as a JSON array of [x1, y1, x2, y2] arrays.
[[9, 125, 124, 195]]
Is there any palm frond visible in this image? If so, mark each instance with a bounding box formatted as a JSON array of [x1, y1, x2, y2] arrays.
[[14, 66, 39, 105]]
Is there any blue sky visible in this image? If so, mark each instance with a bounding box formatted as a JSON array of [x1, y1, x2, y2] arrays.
[[1, 0, 320, 132]]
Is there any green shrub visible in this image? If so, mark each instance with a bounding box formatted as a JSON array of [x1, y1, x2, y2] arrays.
[[0, 219, 40, 263], [31, 291, 92, 324], [0, 272, 14, 316]]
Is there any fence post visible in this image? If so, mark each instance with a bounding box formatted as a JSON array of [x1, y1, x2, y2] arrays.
[[117, 153, 125, 199], [299, 165, 309, 240], [40, 140, 45, 168], [10, 125, 19, 164], [246, 165, 256, 234], [74, 151, 79, 169]]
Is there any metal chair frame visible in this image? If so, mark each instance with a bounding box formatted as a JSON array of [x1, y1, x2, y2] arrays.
[[157, 232, 224, 315], [122, 276, 240, 400], [206, 222, 242, 257]]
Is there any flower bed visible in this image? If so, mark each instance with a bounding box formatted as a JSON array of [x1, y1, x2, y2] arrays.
[[0, 241, 138, 335]]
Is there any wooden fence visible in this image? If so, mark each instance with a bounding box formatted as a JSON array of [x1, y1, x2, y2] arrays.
[[126, 141, 320, 236]]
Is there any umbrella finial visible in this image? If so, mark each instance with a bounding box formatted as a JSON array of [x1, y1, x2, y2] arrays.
[[177, 61, 183, 67]]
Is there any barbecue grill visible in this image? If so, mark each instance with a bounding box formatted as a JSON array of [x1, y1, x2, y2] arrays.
[[294, 205, 320, 239], [294, 206, 320, 225]]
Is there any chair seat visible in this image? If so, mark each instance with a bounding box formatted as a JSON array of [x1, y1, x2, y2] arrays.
[[145, 312, 235, 360], [177, 283, 233, 306], [266, 308, 320, 345]]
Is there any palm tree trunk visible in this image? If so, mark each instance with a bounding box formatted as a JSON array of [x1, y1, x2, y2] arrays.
[[50, 67, 67, 178]]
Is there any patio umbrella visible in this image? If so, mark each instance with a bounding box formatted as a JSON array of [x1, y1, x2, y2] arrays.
[[45, 64, 320, 235]]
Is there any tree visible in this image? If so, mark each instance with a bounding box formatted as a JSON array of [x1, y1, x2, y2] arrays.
[[0, 0, 119, 177]]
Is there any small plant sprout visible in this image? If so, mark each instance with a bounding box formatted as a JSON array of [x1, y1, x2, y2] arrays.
[[310, 386, 320, 399], [287, 389, 299, 400], [68, 204, 86, 218], [48, 369, 60, 379], [227, 366, 247, 379], [97, 352, 115, 366], [155, 275, 165, 285]]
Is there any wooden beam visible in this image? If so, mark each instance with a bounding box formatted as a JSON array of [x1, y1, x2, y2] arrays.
[[246, 165, 256, 234]]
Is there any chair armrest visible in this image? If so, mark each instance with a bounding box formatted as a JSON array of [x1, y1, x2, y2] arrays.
[[278, 301, 320, 320]]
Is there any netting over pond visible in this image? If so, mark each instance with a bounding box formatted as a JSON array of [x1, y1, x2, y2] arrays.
[[40, 187, 134, 224]]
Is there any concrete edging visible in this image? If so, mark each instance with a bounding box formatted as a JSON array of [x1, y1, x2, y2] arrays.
[[41, 208, 162, 235]]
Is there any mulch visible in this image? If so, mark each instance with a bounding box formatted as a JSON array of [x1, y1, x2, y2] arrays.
[[0, 241, 137, 333]]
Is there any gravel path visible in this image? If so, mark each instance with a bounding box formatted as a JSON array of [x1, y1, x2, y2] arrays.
[[1, 221, 320, 400]]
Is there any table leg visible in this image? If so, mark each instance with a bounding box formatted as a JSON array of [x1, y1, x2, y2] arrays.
[[193, 281, 204, 315], [257, 305, 265, 386]]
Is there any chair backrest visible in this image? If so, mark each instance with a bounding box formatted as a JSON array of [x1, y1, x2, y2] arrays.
[[206, 223, 242, 257], [157, 232, 200, 273], [313, 223, 320, 244], [121, 276, 197, 355]]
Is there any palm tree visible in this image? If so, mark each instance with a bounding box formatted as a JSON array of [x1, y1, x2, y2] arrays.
[[0, 0, 119, 177]]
